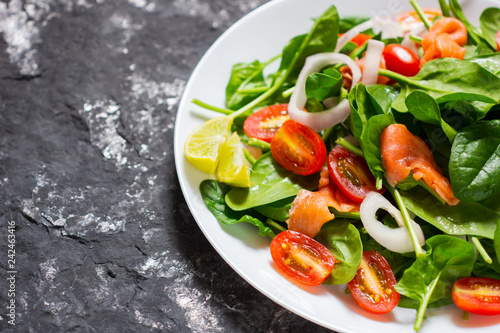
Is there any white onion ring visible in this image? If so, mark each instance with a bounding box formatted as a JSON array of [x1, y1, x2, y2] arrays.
[[360, 192, 425, 253], [361, 39, 385, 85], [287, 53, 361, 132], [334, 16, 403, 53]]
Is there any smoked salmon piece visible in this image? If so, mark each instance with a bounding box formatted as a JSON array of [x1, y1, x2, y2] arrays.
[[380, 124, 459, 206], [420, 17, 467, 66], [286, 168, 360, 238]]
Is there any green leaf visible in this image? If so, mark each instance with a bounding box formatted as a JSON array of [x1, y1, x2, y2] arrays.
[[199, 180, 275, 238], [479, 7, 500, 51], [225, 152, 319, 211], [316, 220, 363, 285], [395, 235, 475, 331], [400, 186, 500, 239], [449, 120, 500, 201], [225, 61, 266, 110], [253, 197, 293, 222], [305, 68, 342, 102]]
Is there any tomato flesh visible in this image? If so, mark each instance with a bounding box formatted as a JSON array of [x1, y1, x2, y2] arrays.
[[496, 30, 500, 52], [383, 44, 420, 77], [271, 119, 327, 176], [452, 277, 500, 315], [243, 104, 290, 142], [328, 145, 384, 203], [348, 251, 400, 314], [270, 230, 335, 286]]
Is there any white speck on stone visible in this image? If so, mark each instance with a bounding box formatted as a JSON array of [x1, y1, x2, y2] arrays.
[[142, 227, 161, 243], [129, 73, 186, 111], [133, 308, 165, 330]]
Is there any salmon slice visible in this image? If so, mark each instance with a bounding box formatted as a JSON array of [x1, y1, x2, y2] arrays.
[[420, 17, 467, 66], [380, 124, 459, 206], [287, 170, 360, 238]]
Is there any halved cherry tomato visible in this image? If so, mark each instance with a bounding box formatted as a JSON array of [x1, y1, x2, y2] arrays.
[[452, 277, 500, 315], [496, 30, 500, 51], [327, 145, 384, 203], [383, 44, 420, 77], [271, 119, 326, 176], [243, 104, 290, 142], [348, 251, 400, 314], [270, 230, 335, 286]]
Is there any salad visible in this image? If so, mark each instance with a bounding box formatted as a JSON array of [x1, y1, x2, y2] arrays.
[[181, 0, 500, 331]]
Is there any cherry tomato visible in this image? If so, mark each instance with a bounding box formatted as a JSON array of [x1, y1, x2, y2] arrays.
[[270, 230, 335, 286], [327, 145, 384, 203], [348, 251, 400, 314], [271, 119, 327, 176], [452, 277, 500, 315], [496, 30, 500, 51], [383, 44, 420, 77], [243, 104, 290, 142]]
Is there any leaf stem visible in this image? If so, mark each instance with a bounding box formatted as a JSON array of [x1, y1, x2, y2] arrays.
[[191, 99, 233, 115], [329, 207, 361, 220], [409, 35, 423, 44], [247, 138, 271, 152], [266, 218, 286, 233], [335, 137, 364, 157], [410, 0, 432, 30], [389, 186, 425, 257], [438, 0, 450, 17], [471, 236, 493, 264], [414, 272, 441, 331], [243, 149, 256, 165]]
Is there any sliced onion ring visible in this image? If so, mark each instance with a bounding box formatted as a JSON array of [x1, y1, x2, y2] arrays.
[[360, 192, 425, 253], [288, 53, 361, 132], [361, 39, 385, 85]]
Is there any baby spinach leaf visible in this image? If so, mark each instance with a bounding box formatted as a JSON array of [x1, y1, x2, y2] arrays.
[[405, 91, 457, 142], [199, 180, 275, 238], [253, 197, 293, 222], [305, 68, 342, 102], [316, 220, 363, 285], [339, 16, 370, 33], [468, 53, 500, 75], [349, 83, 387, 140], [225, 152, 319, 211], [226, 61, 267, 110], [360, 113, 394, 182], [395, 235, 475, 331], [400, 186, 500, 239], [473, 238, 500, 280], [449, 120, 500, 201], [386, 58, 500, 115], [366, 84, 398, 115], [480, 7, 500, 51]]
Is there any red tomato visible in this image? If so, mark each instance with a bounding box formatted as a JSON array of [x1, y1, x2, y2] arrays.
[[270, 230, 335, 286], [452, 277, 500, 315], [327, 145, 384, 203], [243, 104, 290, 142], [348, 251, 400, 314], [383, 44, 421, 77], [496, 30, 500, 51], [270, 119, 326, 176]]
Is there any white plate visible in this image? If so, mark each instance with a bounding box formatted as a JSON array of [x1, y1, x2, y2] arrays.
[[174, 0, 500, 332]]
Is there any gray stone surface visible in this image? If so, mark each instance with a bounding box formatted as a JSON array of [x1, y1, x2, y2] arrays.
[[0, 0, 334, 332]]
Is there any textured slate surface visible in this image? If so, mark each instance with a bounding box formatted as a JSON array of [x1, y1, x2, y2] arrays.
[[0, 0, 334, 332]]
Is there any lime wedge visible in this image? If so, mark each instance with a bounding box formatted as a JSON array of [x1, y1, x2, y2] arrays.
[[216, 132, 251, 187], [184, 116, 233, 174]]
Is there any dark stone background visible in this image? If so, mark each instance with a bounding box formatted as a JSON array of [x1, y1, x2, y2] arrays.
[[0, 0, 334, 332]]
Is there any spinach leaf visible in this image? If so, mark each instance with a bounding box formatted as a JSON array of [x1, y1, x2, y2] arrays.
[[200, 180, 275, 238], [360, 113, 394, 182], [449, 0, 489, 46], [339, 16, 370, 33], [395, 235, 475, 331], [468, 53, 500, 75], [279, 6, 339, 81], [225, 152, 319, 211], [400, 186, 500, 239], [405, 91, 457, 142], [253, 197, 293, 222], [316, 220, 363, 285], [305, 67, 343, 102], [226, 61, 267, 110], [479, 7, 500, 51], [366, 84, 398, 115], [386, 58, 500, 115], [449, 120, 500, 201], [349, 83, 387, 140]]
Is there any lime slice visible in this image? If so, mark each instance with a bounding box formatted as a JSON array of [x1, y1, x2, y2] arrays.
[[184, 116, 233, 174], [216, 132, 251, 187]]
